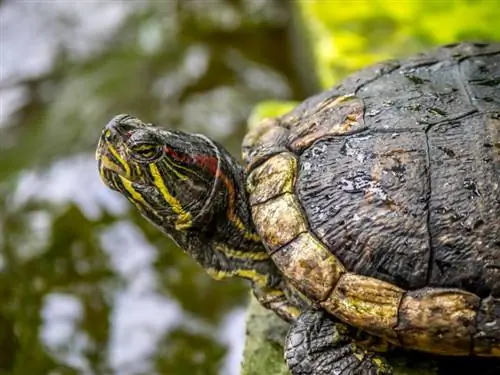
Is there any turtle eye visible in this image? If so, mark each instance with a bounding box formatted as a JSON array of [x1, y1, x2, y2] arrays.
[[130, 143, 163, 162]]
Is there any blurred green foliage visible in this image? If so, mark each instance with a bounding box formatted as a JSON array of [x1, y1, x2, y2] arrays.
[[0, 1, 299, 374], [247, 100, 298, 130], [250, 0, 500, 124], [1, 0, 499, 374], [298, 0, 500, 88]]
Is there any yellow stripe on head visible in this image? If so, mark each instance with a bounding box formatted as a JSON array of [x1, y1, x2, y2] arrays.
[[98, 157, 107, 182], [106, 141, 131, 178], [119, 176, 147, 205], [162, 159, 188, 181], [118, 176, 162, 221], [149, 164, 192, 230]]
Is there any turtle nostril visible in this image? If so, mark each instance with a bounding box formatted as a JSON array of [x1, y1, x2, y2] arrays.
[[104, 114, 137, 142]]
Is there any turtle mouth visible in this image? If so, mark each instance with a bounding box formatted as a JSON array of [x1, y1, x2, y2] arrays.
[[98, 150, 125, 176]]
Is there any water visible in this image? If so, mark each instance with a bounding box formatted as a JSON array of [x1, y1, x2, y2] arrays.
[[0, 1, 305, 374]]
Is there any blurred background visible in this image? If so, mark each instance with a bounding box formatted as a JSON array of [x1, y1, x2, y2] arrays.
[[1, 1, 499, 375]]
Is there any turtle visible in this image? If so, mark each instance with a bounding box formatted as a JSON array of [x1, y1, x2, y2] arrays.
[[96, 42, 500, 374]]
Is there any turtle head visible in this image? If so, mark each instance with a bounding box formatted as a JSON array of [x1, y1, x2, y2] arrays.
[[97, 115, 291, 315], [96, 114, 259, 247], [96, 114, 227, 233]]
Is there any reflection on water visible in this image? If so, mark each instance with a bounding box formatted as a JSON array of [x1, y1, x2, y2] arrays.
[[0, 1, 301, 374]]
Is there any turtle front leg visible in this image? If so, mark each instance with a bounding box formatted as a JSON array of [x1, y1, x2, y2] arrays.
[[285, 309, 393, 375], [252, 281, 303, 323]]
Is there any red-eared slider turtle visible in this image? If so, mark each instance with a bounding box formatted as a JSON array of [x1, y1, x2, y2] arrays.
[[96, 42, 500, 374]]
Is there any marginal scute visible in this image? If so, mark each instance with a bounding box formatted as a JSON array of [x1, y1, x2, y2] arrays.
[[243, 95, 366, 165], [287, 94, 366, 152], [242, 118, 288, 167], [271, 232, 345, 301], [321, 273, 403, 342], [474, 296, 500, 356], [251, 193, 307, 251], [396, 288, 479, 355], [247, 152, 297, 205], [242, 42, 500, 359]]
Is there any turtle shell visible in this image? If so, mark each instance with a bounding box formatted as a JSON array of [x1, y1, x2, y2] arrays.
[[244, 42, 500, 354]]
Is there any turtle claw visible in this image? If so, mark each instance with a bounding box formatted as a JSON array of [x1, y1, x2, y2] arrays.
[[285, 309, 393, 375]]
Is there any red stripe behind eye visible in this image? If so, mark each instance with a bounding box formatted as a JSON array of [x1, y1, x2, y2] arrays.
[[164, 146, 188, 163], [194, 155, 218, 174], [164, 146, 218, 175], [164, 146, 243, 232]]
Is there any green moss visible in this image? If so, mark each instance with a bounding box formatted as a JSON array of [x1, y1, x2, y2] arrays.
[[241, 297, 290, 375], [241, 297, 440, 375]]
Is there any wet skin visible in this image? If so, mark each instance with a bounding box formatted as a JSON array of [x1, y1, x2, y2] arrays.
[[97, 42, 500, 372], [97, 114, 393, 375]]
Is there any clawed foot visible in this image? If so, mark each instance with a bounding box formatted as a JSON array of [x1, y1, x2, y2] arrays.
[[285, 309, 393, 375]]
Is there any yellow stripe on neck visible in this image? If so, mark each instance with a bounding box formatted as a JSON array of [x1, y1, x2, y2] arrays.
[[119, 176, 162, 221], [206, 268, 269, 288], [149, 164, 192, 230], [229, 214, 262, 242], [215, 243, 269, 261]]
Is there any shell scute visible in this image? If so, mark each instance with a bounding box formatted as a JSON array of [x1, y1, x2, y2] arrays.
[[251, 193, 307, 251], [244, 42, 500, 357], [271, 232, 346, 301], [247, 152, 297, 205]]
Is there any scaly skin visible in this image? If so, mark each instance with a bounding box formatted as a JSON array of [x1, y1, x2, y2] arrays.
[[97, 42, 500, 375], [96, 114, 393, 375], [96, 114, 301, 323]]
